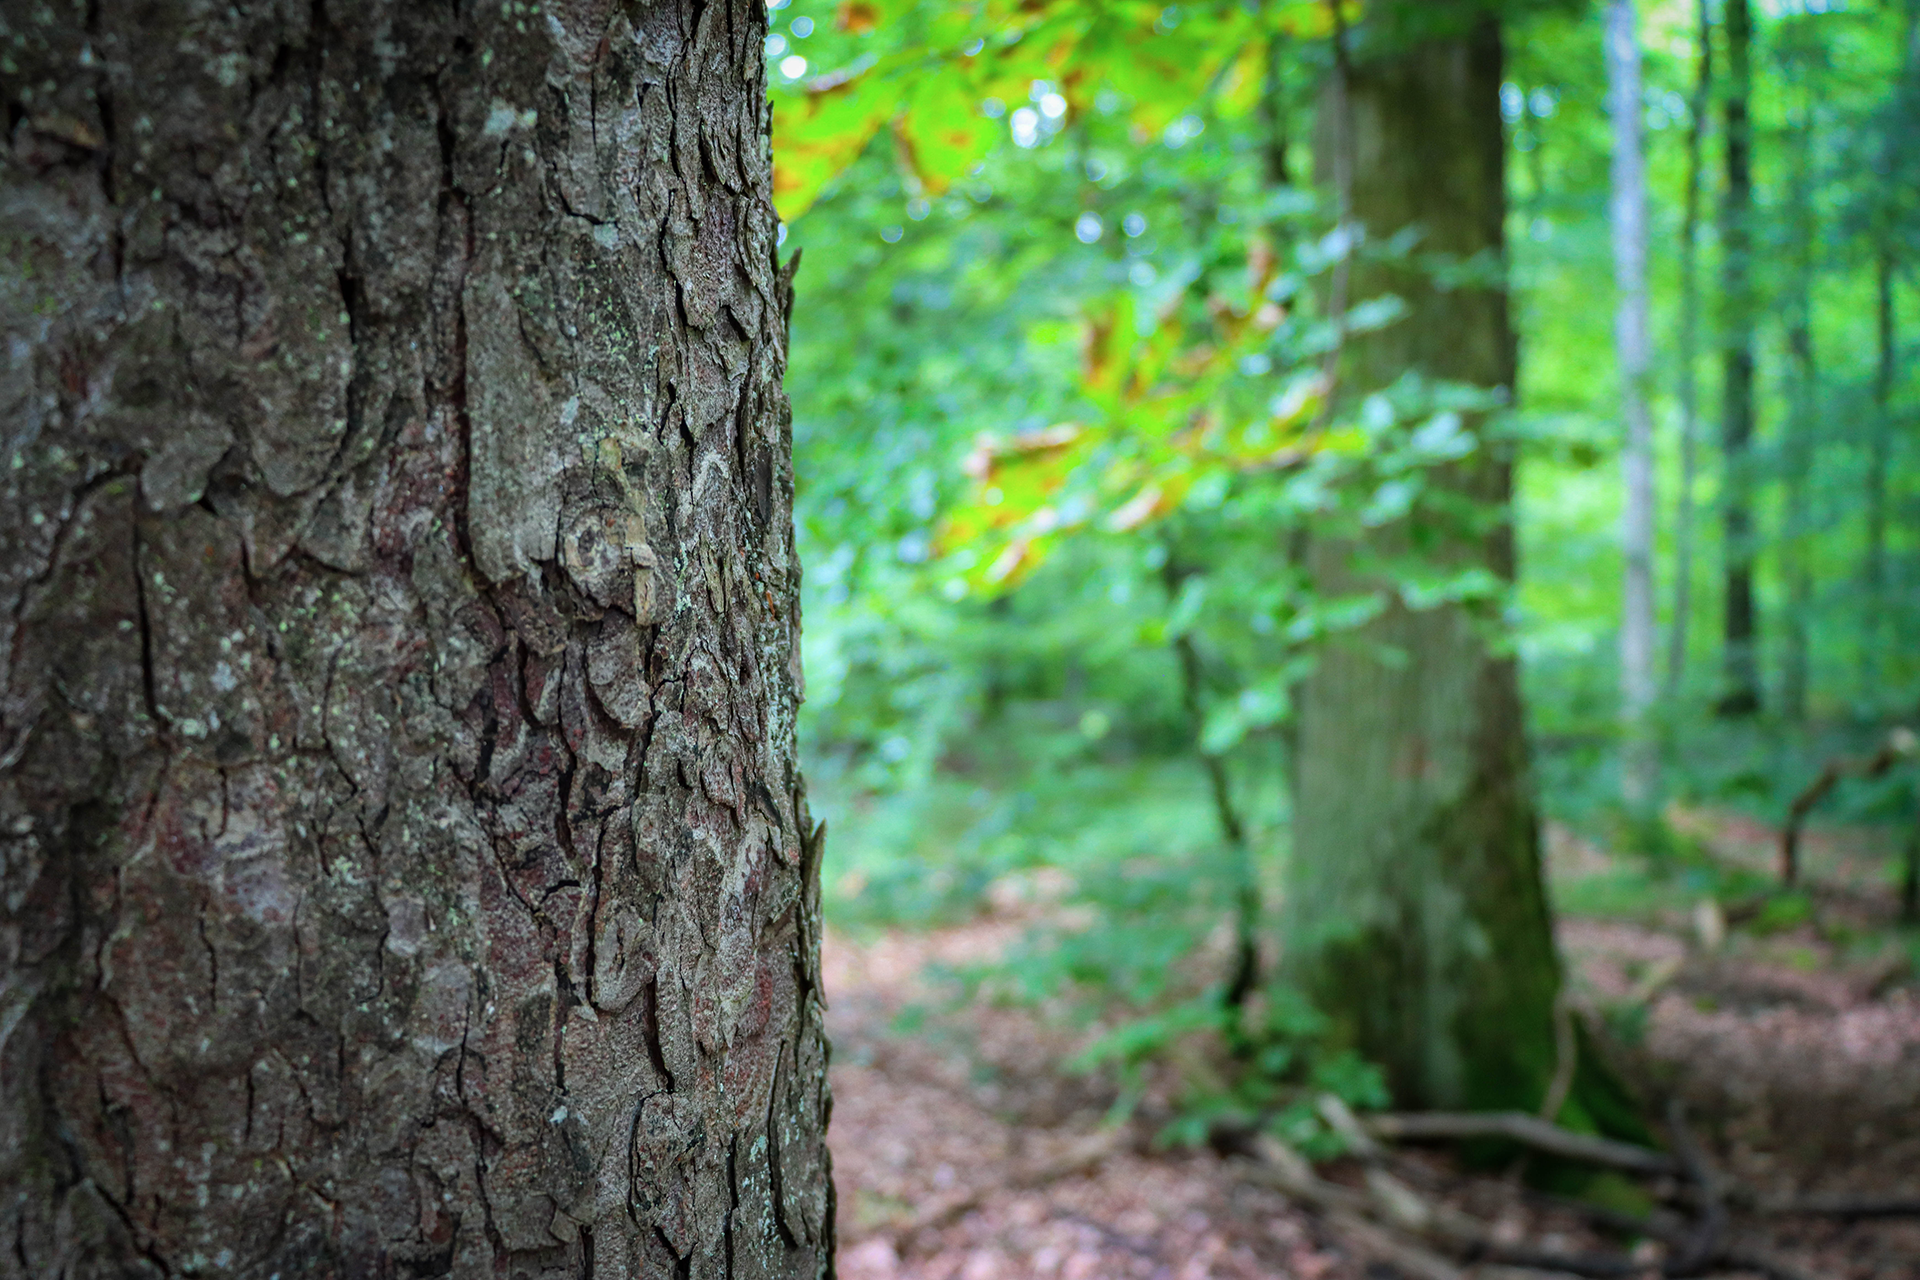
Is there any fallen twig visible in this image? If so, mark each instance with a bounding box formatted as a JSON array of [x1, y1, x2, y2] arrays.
[[1361, 1103, 1871, 1277], [1317, 1092, 1386, 1163], [1719, 1248, 1821, 1280], [1366, 1111, 1680, 1176], [1649, 1103, 1821, 1280], [1055, 1210, 1163, 1263], [1241, 1135, 1372, 1216], [1326, 1209, 1463, 1280], [1246, 1120, 1833, 1280], [1627, 954, 1684, 1006], [1662, 1100, 1724, 1277], [903, 1129, 1120, 1235], [1242, 1136, 1651, 1280], [1528, 1184, 1826, 1280], [1767, 1192, 1920, 1220], [1539, 990, 1578, 1124], [1482, 1244, 1640, 1278], [1525, 1188, 1692, 1247]]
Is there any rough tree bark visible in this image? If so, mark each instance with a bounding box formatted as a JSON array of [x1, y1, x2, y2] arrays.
[[0, 3, 833, 1278], [1290, 15, 1564, 1115], [1718, 0, 1762, 717], [1608, 0, 1657, 804]]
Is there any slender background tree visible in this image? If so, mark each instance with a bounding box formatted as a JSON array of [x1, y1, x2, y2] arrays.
[[1863, 1, 1920, 695], [1668, 0, 1713, 700], [1608, 0, 1657, 805], [1719, 0, 1762, 717], [1780, 18, 1821, 724]]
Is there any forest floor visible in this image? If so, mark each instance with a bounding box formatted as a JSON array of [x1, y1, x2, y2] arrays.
[[822, 812, 1920, 1280]]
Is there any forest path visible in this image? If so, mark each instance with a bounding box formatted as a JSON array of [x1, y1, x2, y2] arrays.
[[823, 921, 1352, 1280], [823, 900, 1920, 1279]]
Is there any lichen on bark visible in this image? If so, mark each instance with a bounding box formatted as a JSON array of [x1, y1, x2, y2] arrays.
[[0, 1, 832, 1276]]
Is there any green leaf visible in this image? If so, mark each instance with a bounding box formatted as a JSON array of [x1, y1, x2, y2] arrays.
[[774, 71, 903, 220]]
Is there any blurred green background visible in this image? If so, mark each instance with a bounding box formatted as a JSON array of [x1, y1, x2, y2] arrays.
[[771, 0, 1920, 1136]]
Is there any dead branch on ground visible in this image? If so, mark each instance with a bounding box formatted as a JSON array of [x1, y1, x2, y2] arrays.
[[1662, 1100, 1726, 1277], [1240, 1103, 1836, 1280], [1365, 1111, 1680, 1176], [1242, 1135, 1645, 1279], [1765, 1192, 1920, 1220]]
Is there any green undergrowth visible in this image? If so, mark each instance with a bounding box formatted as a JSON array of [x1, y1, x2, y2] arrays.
[[1547, 772, 1914, 935], [813, 750, 1283, 931], [812, 742, 1913, 1166], [938, 838, 1391, 1156], [1547, 833, 1777, 923], [813, 750, 1398, 1154]]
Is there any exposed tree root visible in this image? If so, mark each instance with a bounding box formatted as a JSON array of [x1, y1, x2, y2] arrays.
[[1663, 1100, 1727, 1276], [1767, 1193, 1920, 1220], [1365, 1111, 1680, 1176], [1239, 1110, 1831, 1280]]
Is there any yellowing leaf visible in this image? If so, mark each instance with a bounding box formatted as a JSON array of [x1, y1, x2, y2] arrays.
[[1107, 483, 1168, 532], [771, 0, 1369, 223], [985, 537, 1037, 584], [895, 77, 1001, 195], [773, 73, 902, 221], [1215, 39, 1269, 118], [837, 1, 880, 34]]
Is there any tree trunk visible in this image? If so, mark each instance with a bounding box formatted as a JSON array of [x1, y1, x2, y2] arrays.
[[1668, 0, 1712, 698], [1866, 251, 1895, 696], [1291, 18, 1563, 1115], [0, 4, 833, 1278], [1718, 0, 1762, 717], [1263, 35, 1292, 189], [1781, 33, 1817, 724], [1608, 0, 1658, 804], [1864, 2, 1919, 695]]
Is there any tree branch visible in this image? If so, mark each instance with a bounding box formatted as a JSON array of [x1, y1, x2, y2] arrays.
[[1364, 1111, 1680, 1176]]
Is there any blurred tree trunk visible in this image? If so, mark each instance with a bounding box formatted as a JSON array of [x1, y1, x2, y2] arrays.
[[1289, 17, 1564, 1115], [1264, 35, 1293, 188], [1865, 5, 1919, 696], [1781, 30, 1819, 724], [1718, 0, 1763, 717], [1866, 253, 1896, 695], [0, 3, 833, 1278], [1609, 0, 1659, 803], [1669, 0, 1713, 698]]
